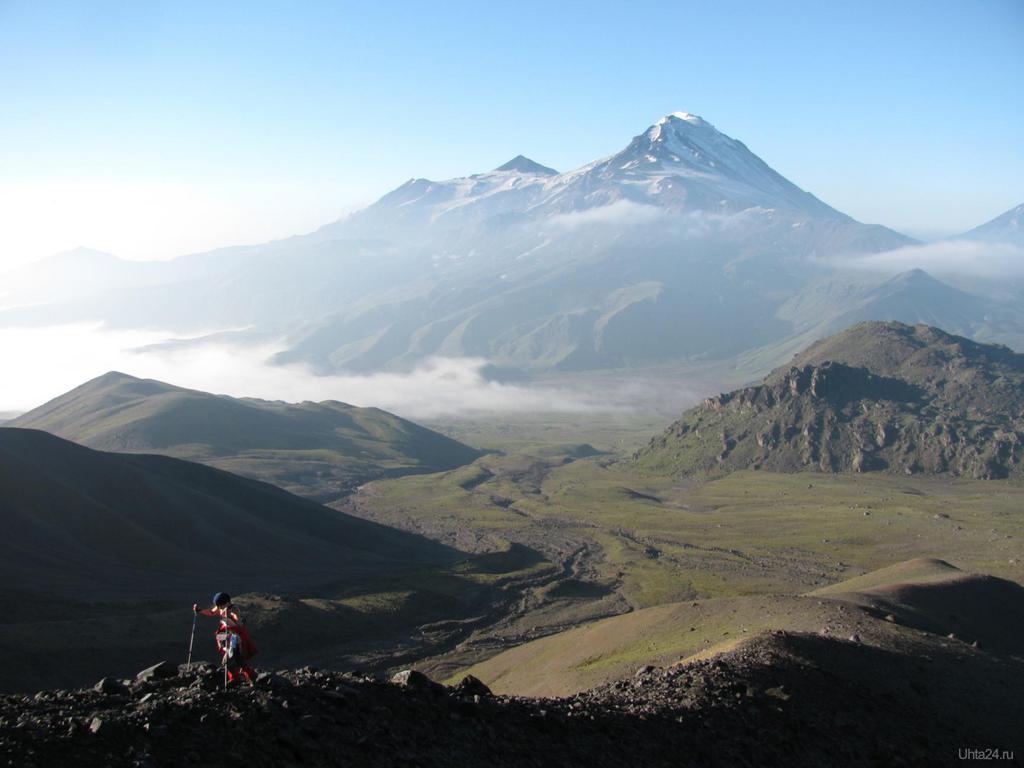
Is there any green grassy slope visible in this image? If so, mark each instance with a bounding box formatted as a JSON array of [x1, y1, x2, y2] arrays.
[[349, 450, 1023, 683], [11, 371, 481, 500], [448, 558, 1024, 696]]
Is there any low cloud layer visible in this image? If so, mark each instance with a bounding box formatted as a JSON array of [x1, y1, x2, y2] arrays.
[[547, 200, 665, 229], [0, 323, 655, 418], [544, 203, 773, 243], [827, 239, 1024, 279]]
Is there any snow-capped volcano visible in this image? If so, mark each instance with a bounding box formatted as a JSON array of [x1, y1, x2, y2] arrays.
[[557, 112, 843, 217], [328, 112, 857, 242], [270, 112, 925, 373], [16, 110, 992, 379], [626, 111, 773, 176]]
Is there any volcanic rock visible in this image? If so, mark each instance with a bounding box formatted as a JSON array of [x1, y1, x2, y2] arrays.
[[389, 669, 442, 692], [92, 678, 125, 696], [135, 662, 176, 682], [453, 675, 492, 698]]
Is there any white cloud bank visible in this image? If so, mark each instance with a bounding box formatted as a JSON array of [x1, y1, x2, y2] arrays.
[[547, 200, 665, 229], [0, 323, 633, 418], [826, 239, 1024, 279]]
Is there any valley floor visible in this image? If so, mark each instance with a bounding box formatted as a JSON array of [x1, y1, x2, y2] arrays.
[[3, 425, 1023, 765], [339, 449, 1023, 686]]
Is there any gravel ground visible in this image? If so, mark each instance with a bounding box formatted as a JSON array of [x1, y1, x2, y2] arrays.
[[2, 630, 1021, 768]]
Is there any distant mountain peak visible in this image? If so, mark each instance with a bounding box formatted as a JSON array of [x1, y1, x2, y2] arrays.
[[637, 112, 734, 158], [645, 112, 717, 143], [93, 370, 138, 383], [889, 267, 932, 283], [494, 155, 558, 175], [876, 267, 958, 294], [569, 111, 845, 219], [655, 111, 712, 128], [960, 201, 1024, 244]]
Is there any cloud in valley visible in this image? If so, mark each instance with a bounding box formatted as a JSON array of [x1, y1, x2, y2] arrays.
[[825, 239, 1024, 279], [0, 324, 647, 418]]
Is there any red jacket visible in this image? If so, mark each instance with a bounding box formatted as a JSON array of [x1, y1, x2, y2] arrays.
[[219, 622, 259, 658], [205, 607, 259, 659]]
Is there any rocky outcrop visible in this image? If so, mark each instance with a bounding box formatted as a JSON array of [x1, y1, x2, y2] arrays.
[[2, 632, 1020, 768], [636, 323, 1024, 478]]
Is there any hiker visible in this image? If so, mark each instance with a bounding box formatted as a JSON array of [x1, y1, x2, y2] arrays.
[[194, 592, 258, 685]]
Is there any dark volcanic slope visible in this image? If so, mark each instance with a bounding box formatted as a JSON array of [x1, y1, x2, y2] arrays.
[[11, 372, 481, 500], [3, 628, 1020, 768], [636, 322, 1024, 478], [0, 428, 455, 598]]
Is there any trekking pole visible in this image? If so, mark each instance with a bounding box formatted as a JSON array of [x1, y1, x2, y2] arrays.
[[214, 630, 230, 690], [186, 610, 198, 670]]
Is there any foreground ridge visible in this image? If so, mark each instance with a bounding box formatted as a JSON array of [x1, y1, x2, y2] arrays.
[[4, 627, 1020, 768]]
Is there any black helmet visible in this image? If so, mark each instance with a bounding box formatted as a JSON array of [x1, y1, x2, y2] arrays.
[[212, 592, 231, 607]]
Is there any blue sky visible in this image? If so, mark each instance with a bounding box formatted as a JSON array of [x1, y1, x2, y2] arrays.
[[1, 0, 1021, 263]]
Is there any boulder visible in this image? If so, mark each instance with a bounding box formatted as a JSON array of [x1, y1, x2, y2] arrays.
[[92, 677, 126, 696], [390, 669, 441, 692], [136, 661, 177, 682], [453, 675, 492, 698]]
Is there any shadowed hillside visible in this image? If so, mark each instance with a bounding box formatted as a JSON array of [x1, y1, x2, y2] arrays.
[[0, 429, 573, 693], [636, 322, 1024, 478], [11, 372, 482, 501], [0, 428, 457, 598]]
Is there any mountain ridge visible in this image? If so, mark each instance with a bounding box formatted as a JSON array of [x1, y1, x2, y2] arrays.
[[958, 201, 1024, 245], [328, 111, 884, 243], [11, 371, 482, 500], [635, 321, 1024, 478], [0, 427, 455, 598], [5, 556, 1021, 766]]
